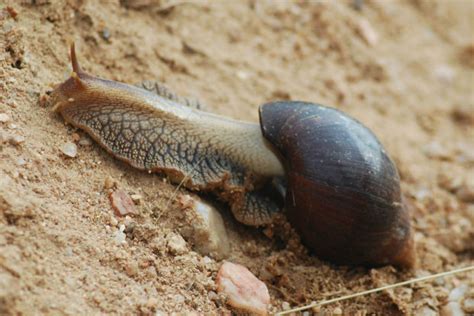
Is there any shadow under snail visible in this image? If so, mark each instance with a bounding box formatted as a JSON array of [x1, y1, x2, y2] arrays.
[[50, 44, 415, 268]]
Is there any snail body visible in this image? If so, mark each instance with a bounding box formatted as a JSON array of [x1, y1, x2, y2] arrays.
[[51, 45, 415, 267]]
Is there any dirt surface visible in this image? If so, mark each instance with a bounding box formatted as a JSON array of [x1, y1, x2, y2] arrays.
[[1, 0, 473, 315]]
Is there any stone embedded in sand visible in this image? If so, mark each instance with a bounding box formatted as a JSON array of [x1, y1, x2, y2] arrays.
[[61, 141, 77, 158], [104, 175, 118, 190], [357, 18, 378, 46], [441, 284, 470, 316], [7, 134, 25, 146], [0, 113, 11, 123], [216, 261, 270, 316], [166, 232, 187, 255], [178, 194, 230, 260], [130, 194, 143, 204], [441, 302, 464, 316], [109, 189, 137, 216], [114, 224, 126, 244], [423, 141, 451, 160], [463, 298, 474, 313]]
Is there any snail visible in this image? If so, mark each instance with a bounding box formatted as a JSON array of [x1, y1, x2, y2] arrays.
[[50, 44, 415, 268]]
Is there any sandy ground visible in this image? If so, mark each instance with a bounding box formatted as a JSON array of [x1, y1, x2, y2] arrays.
[[1, 0, 473, 315]]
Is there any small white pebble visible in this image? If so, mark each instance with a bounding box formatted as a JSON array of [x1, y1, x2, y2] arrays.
[[236, 71, 249, 80], [166, 232, 187, 255], [78, 137, 92, 146], [114, 225, 126, 244], [0, 113, 11, 123], [441, 302, 464, 316], [8, 134, 25, 145], [423, 141, 450, 160], [449, 284, 468, 302], [462, 298, 474, 313], [109, 216, 118, 227], [434, 65, 455, 84], [61, 142, 77, 158], [332, 307, 343, 315], [357, 18, 378, 46], [282, 301, 290, 310], [415, 306, 437, 316], [130, 194, 143, 204], [16, 157, 26, 166]]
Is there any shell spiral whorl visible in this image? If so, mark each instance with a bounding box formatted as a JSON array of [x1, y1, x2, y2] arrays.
[[259, 101, 415, 267]]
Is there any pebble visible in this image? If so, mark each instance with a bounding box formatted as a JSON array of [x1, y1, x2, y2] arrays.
[[8, 134, 25, 145], [78, 137, 92, 146], [125, 261, 139, 277], [281, 301, 290, 310], [434, 65, 455, 84], [16, 157, 26, 166], [423, 141, 450, 160], [357, 18, 378, 46], [414, 306, 437, 316], [441, 284, 470, 316], [236, 71, 249, 80], [130, 194, 143, 204], [178, 194, 230, 260], [216, 261, 270, 315], [456, 184, 474, 203], [109, 215, 118, 227], [332, 307, 343, 315], [104, 176, 118, 189], [441, 302, 464, 316], [437, 172, 463, 193], [114, 225, 126, 244], [109, 189, 137, 216], [449, 285, 468, 302], [463, 298, 474, 313], [166, 232, 187, 255], [0, 113, 11, 123], [61, 142, 77, 158], [173, 294, 185, 305], [101, 28, 111, 41], [208, 291, 218, 301]]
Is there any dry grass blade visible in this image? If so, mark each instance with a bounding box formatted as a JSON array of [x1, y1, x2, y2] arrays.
[[161, 157, 205, 214], [275, 265, 474, 315]]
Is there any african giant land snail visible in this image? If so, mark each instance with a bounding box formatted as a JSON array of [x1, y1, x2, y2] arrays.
[[50, 44, 416, 268]]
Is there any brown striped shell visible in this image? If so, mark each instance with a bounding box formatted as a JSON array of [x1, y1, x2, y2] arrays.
[[259, 101, 415, 267]]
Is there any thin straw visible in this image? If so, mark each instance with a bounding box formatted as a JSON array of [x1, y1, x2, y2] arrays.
[[276, 265, 474, 315]]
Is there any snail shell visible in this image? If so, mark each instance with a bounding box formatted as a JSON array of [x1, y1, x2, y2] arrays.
[[259, 101, 415, 267]]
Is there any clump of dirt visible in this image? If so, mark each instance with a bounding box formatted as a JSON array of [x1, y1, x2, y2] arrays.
[[0, 1, 473, 315]]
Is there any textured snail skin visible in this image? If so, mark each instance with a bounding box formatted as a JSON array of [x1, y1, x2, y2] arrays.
[[260, 101, 415, 268], [51, 44, 284, 226]]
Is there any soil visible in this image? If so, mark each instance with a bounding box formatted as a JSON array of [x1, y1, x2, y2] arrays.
[[0, 0, 473, 315]]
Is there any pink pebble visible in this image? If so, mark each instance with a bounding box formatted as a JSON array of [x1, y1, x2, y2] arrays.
[[216, 261, 270, 315]]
